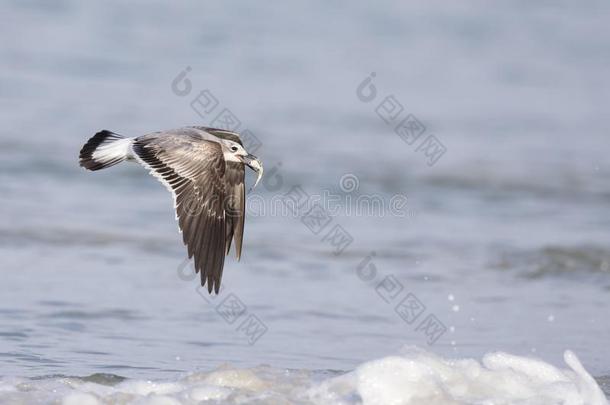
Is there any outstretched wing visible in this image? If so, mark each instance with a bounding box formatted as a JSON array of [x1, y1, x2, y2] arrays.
[[131, 132, 227, 293], [224, 161, 245, 260], [192, 126, 246, 260], [195, 127, 243, 146]]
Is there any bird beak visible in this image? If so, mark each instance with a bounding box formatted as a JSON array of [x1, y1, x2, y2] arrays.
[[243, 154, 263, 190]]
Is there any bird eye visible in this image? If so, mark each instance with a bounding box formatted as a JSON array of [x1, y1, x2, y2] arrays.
[[231, 146, 238, 152]]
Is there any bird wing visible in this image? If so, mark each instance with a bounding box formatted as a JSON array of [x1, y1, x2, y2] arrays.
[[193, 127, 244, 146], [131, 132, 228, 293], [224, 161, 245, 260], [190, 127, 246, 259]]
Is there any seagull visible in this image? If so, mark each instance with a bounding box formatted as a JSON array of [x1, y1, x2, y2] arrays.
[[78, 126, 263, 293]]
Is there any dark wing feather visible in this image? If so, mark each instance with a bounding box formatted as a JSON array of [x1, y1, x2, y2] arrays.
[[224, 161, 246, 260], [189, 127, 247, 259], [131, 133, 227, 293], [191, 127, 244, 146]]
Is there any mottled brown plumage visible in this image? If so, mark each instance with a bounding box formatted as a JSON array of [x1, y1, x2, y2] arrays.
[[79, 126, 262, 294]]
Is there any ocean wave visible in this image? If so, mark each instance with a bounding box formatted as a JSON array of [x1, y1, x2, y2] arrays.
[[491, 245, 610, 279], [0, 347, 606, 405]]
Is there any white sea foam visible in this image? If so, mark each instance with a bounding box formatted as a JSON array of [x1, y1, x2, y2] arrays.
[[312, 347, 608, 405], [0, 348, 606, 405]]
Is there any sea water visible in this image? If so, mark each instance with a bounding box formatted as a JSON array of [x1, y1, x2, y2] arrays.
[[0, 0, 609, 403]]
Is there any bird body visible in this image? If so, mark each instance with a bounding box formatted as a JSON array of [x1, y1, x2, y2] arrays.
[[79, 126, 263, 293]]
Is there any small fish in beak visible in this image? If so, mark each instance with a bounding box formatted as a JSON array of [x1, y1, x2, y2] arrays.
[[243, 154, 263, 190]]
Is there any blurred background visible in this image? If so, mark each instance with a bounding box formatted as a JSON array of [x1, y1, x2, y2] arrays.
[[0, 0, 609, 384]]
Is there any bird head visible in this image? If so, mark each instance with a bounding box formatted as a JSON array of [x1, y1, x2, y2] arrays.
[[223, 140, 263, 189]]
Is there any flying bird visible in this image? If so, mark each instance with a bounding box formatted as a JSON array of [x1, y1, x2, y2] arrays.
[[79, 126, 263, 293]]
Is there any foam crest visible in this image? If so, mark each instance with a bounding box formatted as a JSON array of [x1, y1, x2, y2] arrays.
[[0, 348, 606, 405]]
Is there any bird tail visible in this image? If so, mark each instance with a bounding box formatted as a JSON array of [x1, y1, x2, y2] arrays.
[[79, 130, 132, 171]]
